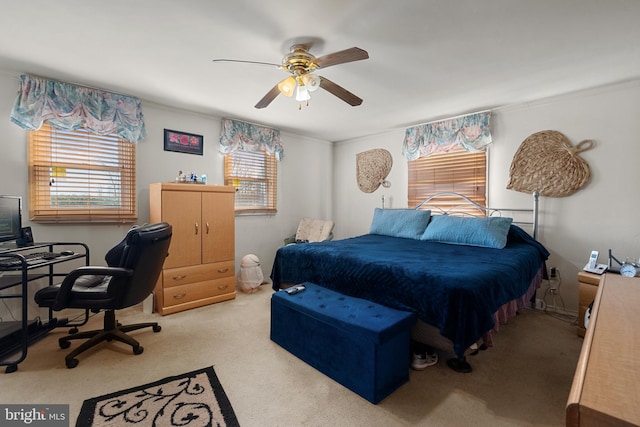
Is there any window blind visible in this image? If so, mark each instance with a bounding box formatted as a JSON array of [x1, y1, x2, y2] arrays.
[[28, 123, 136, 222], [408, 146, 486, 214], [224, 150, 277, 214]]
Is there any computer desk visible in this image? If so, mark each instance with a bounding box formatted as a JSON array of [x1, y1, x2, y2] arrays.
[[0, 242, 89, 373], [566, 273, 640, 426]]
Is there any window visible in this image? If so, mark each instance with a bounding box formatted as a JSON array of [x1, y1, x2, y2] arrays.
[[224, 150, 277, 214], [408, 145, 486, 214], [28, 123, 136, 223]]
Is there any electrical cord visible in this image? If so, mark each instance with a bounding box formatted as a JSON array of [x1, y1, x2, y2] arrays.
[[1, 297, 18, 321], [542, 268, 577, 324], [68, 309, 99, 324], [543, 268, 564, 311], [0, 271, 19, 321]]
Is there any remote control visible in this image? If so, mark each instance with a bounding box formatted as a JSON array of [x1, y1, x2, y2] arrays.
[[284, 285, 306, 295]]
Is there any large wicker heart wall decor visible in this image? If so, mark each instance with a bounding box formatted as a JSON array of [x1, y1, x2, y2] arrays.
[[506, 130, 594, 197], [356, 148, 393, 193]]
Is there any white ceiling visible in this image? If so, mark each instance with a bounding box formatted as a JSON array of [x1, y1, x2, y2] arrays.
[[1, 0, 639, 142]]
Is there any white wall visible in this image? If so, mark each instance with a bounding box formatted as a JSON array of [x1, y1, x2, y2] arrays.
[[332, 129, 407, 238], [333, 79, 640, 313], [2, 66, 639, 318], [0, 71, 333, 319]]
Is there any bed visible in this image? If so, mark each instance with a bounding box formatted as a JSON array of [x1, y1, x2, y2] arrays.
[[270, 192, 548, 372]]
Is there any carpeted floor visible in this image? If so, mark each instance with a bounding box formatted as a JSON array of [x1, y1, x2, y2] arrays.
[[1, 285, 584, 426], [77, 366, 239, 427]]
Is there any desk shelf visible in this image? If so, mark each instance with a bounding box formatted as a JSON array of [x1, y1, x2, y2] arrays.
[[0, 274, 48, 291], [0, 242, 89, 373], [0, 320, 57, 363], [567, 273, 640, 426]]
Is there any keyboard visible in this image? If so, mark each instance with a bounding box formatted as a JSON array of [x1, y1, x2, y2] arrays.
[[0, 252, 61, 269]]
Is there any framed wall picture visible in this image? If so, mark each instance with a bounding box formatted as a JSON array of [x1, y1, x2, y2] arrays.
[[163, 129, 203, 155]]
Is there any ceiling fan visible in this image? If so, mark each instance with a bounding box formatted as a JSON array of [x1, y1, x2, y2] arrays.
[[213, 43, 369, 109]]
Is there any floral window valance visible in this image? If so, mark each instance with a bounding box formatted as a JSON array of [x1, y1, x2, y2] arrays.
[[402, 111, 492, 160], [10, 74, 146, 142], [219, 118, 284, 160]]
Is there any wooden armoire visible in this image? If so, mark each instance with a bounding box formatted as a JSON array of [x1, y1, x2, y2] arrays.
[[149, 182, 235, 315]]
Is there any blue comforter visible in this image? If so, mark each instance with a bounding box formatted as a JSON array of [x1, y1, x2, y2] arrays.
[[270, 225, 549, 358]]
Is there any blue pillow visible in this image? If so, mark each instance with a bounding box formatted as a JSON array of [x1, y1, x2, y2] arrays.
[[421, 215, 513, 249], [369, 209, 431, 240]]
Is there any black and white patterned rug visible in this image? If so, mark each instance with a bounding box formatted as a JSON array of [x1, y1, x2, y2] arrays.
[[77, 366, 239, 427]]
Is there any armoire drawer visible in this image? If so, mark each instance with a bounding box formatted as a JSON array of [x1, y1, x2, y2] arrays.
[[163, 277, 235, 307], [163, 261, 234, 288]]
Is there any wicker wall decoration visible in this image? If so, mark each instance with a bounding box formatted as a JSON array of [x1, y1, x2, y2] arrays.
[[507, 130, 594, 197], [356, 148, 393, 193]]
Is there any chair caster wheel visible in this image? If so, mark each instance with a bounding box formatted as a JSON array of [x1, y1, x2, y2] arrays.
[[5, 364, 17, 373], [133, 346, 144, 355], [68, 327, 78, 334], [59, 340, 71, 349], [153, 325, 161, 332], [66, 358, 79, 369]]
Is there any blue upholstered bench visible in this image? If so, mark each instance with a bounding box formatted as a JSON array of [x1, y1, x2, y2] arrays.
[[270, 282, 416, 404]]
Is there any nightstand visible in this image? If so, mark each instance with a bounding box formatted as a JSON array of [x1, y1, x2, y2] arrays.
[[576, 271, 603, 337]]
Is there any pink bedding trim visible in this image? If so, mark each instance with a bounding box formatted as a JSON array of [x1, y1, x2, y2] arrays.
[[481, 267, 544, 348]]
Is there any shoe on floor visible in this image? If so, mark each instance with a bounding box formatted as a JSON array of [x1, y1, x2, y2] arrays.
[[411, 350, 438, 370]]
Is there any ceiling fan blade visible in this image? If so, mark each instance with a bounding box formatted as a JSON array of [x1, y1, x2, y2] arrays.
[[312, 47, 369, 69], [254, 84, 281, 109], [213, 59, 281, 68], [319, 76, 363, 106]]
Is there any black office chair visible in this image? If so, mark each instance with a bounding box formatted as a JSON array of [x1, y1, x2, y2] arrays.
[[34, 222, 172, 368]]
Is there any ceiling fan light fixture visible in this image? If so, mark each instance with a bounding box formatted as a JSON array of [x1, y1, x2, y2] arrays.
[[237, 43, 368, 109], [277, 76, 296, 97], [301, 73, 321, 92], [295, 84, 310, 102]]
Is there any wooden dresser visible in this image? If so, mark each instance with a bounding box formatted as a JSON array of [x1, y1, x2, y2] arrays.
[[149, 183, 236, 315], [566, 273, 640, 426]]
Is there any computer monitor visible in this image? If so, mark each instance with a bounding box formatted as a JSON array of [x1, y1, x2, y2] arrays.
[[0, 195, 23, 243]]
